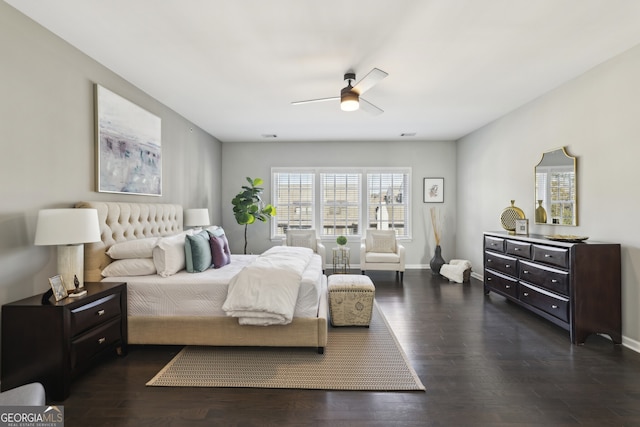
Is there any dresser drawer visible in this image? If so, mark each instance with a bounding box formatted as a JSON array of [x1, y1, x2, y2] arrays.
[[506, 240, 531, 259], [70, 293, 121, 337], [485, 270, 518, 298], [485, 236, 505, 253], [519, 283, 569, 323], [485, 252, 517, 277], [71, 317, 122, 370], [532, 245, 569, 269], [519, 261, 569, 296]]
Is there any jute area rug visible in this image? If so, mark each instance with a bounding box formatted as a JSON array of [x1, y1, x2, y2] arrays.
[[147, 303, 425, 391]]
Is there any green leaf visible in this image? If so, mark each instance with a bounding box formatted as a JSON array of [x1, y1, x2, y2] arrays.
[[253, 177, 264, 187]]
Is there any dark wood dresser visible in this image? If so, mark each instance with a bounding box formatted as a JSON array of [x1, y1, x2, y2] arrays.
[[1, 282, 127, 401], [483, 232, 621, 345]]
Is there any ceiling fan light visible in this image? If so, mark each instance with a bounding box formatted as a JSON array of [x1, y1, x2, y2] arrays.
[[340, 89, 359, 111]]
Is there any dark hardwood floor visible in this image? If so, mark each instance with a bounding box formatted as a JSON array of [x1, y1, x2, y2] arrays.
[[57, 270, 640, 426]]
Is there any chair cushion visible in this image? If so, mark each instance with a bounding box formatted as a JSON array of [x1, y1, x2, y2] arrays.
[[286, 230, 317, 252], [365, 252, 400, 263], [366, 230, 396, 253]]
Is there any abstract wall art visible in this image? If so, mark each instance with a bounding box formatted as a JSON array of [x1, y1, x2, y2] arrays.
[[95, 84, 162, 196]]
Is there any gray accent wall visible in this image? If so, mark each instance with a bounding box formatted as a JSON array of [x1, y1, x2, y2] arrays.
[[221, 140, 457, 265], [0, 2, 222, 304], [457, 43, 640, 351]]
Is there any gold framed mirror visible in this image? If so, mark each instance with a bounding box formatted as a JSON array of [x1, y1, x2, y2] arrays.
[[534, 147, 577, 226]]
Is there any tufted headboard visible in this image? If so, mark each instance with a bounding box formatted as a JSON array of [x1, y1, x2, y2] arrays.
[[75, 201, 183, 282]]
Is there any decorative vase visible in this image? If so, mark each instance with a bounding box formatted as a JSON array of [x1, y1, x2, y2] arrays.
[[535, 200, 547, 223], [430, 245, 445, 276]]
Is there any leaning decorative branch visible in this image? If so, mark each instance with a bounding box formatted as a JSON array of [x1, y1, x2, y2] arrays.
[[430, 207, 442, 246]]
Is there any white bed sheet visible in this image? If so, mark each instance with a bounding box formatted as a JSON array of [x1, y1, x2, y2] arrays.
[[102, 253, 324, 318]]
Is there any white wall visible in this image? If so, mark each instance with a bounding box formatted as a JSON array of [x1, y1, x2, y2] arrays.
[[221, 140, 456, 267], [0, 2, 222, 305], [457, 43, 640, 350]]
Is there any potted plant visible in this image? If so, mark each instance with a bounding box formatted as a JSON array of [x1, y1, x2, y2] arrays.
[[336, 235, 347, 246], [232, 177, 276, 254]]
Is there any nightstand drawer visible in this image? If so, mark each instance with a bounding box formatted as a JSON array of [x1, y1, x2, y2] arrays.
[[70, 293, 121, 336], [71, 317, 122, 370]]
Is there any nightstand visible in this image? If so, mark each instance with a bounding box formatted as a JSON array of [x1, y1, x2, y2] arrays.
[[1, 282, 127, 401]]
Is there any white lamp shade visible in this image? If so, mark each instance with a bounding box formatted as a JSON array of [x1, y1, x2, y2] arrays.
[[34, 209, 101, 246], [184, 208, 210, 227]]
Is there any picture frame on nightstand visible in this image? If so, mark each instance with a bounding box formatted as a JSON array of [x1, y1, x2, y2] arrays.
[[515, 219, 529, 235], [48, 275, 68, 301]]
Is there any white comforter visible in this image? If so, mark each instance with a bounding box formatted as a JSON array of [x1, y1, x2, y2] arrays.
[[222, 246, 314, 325]]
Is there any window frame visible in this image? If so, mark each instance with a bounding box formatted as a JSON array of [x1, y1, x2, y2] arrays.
[[271, 167, 412, 241]]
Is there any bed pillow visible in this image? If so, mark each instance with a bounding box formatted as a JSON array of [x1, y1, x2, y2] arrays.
[[184, 231, 212, 273], [153, 231, 191, 277], [208, 230, 231, 268], [106, 237, 159, 259], [101, 258, 156, 277]]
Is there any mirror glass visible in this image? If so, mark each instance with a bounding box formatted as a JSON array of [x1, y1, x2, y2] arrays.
[[534, 147, 577, 226]]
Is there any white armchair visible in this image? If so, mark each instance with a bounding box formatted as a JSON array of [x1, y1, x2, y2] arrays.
[[283, 229, 326, 272], [360, 229, 405, 281]]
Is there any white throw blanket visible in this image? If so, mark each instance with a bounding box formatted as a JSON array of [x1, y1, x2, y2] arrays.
[[222, 246, 314, 325]]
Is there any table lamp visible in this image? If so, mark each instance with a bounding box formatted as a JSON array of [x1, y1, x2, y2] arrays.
[[34, 208, 101, 294], [184, 208, 210, 229]]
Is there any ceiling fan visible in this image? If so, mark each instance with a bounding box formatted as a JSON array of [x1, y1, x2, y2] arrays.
[[292, 68, 389, 115]]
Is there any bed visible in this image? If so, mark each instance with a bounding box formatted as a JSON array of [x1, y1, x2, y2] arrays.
[[75, 201, 328, 353]]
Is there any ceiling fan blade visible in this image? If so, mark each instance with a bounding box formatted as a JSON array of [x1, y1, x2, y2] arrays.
[[291, 96, 339, 105], [352, 68, 388, 95], [359, 97, 384, 115]]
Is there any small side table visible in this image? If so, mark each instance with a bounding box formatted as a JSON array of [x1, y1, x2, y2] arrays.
[[332, 246, 350, 274]]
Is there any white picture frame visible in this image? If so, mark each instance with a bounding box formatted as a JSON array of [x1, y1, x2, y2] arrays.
[[515, 219, 529, 235]]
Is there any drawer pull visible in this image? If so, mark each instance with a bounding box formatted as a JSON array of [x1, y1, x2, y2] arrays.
[[487, 259, 492, 263], [523, 270, 529, 274], [551, 279, 558, 283], [514, 248, 520, 251], [544, 254, 552, 258], [97, 309, 105, 316], [505, 285, 511, 289], [491, 243, 497, 246], [551, 305, 558, 309], [98, 337, 106, 344], [523, 292, 529, 297], [505, 264, 511, 268], [487, 277, 492, 281]]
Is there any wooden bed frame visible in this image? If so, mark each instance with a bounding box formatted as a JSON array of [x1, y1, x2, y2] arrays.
[[76, 201, 328, 352]]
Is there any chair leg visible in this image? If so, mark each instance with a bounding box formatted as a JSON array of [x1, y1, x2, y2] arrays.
[[361, 271, 365, 275]]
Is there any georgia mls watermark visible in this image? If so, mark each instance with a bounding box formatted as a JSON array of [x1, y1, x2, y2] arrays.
[[0, 405, 63, 427]]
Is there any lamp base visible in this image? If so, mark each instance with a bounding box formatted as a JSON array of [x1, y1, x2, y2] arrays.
[[57, 244, 85, 291]]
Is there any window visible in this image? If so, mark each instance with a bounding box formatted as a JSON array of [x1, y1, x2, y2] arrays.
[[271, 171, 315, 235], [320, 173, 361, 236], [271, 168, 411, 240], [366, 171, 410, 237]]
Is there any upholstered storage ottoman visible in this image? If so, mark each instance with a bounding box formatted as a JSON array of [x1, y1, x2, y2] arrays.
[[328, 274, 375, 327]]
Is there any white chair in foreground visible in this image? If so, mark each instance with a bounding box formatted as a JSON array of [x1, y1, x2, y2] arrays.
[[283, 229, 326, 272], [360, 229, 405, 281]]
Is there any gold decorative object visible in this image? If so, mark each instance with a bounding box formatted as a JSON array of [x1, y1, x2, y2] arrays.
[[500, 200, 525, 232], [535, 200, 547, 223], [545, 235, 589, 243]]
